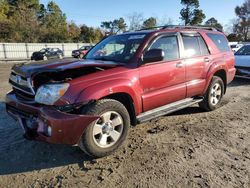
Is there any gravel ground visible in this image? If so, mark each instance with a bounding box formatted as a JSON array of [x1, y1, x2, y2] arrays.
[[0, 63, 250, 188]]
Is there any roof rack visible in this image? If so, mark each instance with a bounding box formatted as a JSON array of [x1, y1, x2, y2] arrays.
[[138, 25, 222, 32]]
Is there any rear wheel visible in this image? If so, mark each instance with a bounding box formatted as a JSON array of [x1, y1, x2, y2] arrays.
[[199, 76, 224, 111], [79, 99, 130, 158]]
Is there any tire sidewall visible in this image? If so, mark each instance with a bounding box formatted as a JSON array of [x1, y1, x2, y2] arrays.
[[79, 54, 84, 59], [207, 77, 224, 110], [80, 100, 130, 157]]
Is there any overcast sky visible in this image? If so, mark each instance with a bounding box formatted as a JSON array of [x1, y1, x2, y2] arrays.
[[40, 0, 244, 28]]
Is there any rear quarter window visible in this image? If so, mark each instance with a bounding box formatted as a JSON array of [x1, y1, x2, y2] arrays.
[[206, 33, 230, 52]]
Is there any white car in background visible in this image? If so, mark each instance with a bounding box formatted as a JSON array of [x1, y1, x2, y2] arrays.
[[230, 43, 244, 53], [235, 45, 250, 77]]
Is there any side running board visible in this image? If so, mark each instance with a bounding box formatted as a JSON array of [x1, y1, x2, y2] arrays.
[[137, 98, 203, 123]]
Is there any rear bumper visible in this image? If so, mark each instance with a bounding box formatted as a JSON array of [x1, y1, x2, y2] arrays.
[[5, 91, 99, 145]]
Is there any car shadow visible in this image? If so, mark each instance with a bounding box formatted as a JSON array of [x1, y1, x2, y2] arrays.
[[228, 77, 250, 88], [167, 106, 204, 117], [0, 102, 92, 175]]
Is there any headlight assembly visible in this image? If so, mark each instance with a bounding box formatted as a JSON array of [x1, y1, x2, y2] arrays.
[[35, 83, 69, 105]]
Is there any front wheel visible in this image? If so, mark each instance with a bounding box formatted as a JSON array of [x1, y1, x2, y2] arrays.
[[79, 99, 130, 158], [199, 76, 225, 111], [43, 56, 48, 61], [58, 54, 63, 59], [79, 54, 84, 59]]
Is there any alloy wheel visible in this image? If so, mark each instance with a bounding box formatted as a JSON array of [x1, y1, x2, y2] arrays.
[[210, 83, 222, 106], [92, 111, 124, 148]]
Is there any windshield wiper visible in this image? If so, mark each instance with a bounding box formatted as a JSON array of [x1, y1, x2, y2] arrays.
[[85, 57, 126, 65], [93, 57, 118, 61], [87, 57, 124, 63]]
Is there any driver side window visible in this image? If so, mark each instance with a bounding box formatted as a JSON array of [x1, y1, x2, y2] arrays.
[[148, 36, 180, 61]]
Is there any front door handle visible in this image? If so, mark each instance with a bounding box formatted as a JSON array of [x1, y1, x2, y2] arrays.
[[204, 57, 210, 63], [176, 62, 184, 68]]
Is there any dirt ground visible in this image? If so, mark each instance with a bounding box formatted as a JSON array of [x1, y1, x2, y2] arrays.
[[0, 63, 250, 188]]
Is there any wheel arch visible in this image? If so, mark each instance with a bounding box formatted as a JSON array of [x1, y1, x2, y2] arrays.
[[101, 92, 137, 126], [214, 69, 227, 94], [204, 67, 227, 95], [75, 79, 142, 117]]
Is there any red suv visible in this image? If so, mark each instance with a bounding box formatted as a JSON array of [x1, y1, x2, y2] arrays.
[[72, 45, 93, 59], [6, 26, 235, 158]]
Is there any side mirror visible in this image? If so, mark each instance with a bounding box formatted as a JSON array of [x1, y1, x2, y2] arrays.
[[143, 49, 164, 63]]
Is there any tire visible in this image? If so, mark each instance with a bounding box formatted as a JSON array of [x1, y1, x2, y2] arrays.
[[79, 54, 84, 59], [43, 56, 48, 61], [79, 99, 130, 158], [199, 76, 225, 111]]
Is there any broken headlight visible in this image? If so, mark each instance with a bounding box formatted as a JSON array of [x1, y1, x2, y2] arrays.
[[35, 83, 69, 105]]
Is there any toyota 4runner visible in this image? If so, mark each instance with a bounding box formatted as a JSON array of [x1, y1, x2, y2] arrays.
[[5, 26, 236, 158]]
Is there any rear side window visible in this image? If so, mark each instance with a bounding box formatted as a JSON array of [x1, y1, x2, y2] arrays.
[[206, 33, 230, 52], [182, 36, 201, 57], [182, 35, 209, 57]]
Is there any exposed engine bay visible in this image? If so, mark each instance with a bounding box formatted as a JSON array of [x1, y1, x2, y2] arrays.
[[32, 66, 106, 89]]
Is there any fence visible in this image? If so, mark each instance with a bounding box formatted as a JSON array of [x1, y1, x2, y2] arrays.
[[0, 43, 92, 61]]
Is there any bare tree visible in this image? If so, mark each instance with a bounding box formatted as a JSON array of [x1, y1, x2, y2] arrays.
[[127, 12, 144, 31], [158, 16, 174, 26], [223, 19, 238, 35]]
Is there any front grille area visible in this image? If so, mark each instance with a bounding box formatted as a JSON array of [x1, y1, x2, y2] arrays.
[[9, 72, 35, 97], [6, 104, 34, 118], [14, 88, 35, 101]]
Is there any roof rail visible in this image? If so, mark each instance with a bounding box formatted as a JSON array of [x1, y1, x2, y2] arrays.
[[138, 26, 165, 31], [163, 25, 222, 32], [138, 25, 222, 32]]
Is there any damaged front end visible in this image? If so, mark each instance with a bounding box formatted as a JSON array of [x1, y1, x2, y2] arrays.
[[6, 91, 99, 145], [5, 59, 119, 145]]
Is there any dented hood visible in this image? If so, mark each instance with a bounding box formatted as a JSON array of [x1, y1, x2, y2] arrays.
[[12, 58, 120, 77]]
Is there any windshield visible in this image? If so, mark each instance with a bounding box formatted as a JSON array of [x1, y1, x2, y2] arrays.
[[235, 45, 250, 55], [39, 48, 47, 53], [39, 48, 51, 53], [85, 34, 146, 63], [80, 46, 87, 50]]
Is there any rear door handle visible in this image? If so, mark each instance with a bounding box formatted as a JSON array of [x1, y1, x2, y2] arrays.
[[176, 62, 184, 68], [204, 57, 210, 63]]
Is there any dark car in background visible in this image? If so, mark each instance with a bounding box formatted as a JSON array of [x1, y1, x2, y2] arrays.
[[235, 45, 250, 78], [31, 48, 64, 61], [72, 45, 93, 58]]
